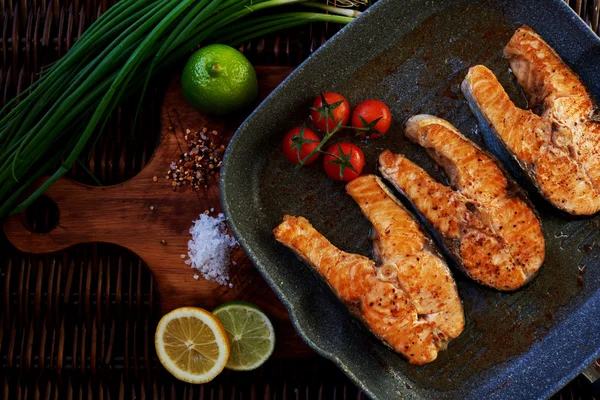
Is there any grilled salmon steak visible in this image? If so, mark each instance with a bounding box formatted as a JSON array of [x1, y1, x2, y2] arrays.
[[461, 26, 600, 215], [346, 175, 464, 339], [274, 176, 464, 364], [379, 115, 545, 290]]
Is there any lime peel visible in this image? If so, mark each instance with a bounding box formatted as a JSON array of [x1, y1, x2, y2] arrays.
[[181, 44, 258, 115], [213, 301, 276, 371]]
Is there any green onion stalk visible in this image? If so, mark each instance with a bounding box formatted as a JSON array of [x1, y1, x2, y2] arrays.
[[0, 0, 360, 218]]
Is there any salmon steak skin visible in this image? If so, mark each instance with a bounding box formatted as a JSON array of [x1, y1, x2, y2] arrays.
[[379, 115, 545, 291], [273, 176, 464, 364], [461, 26, 600, 216]]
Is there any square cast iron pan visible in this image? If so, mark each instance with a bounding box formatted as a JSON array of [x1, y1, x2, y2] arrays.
[[221, 0, 600, 398]]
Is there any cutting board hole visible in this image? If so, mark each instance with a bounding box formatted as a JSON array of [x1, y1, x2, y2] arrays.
[[24, 196, 60, 233]]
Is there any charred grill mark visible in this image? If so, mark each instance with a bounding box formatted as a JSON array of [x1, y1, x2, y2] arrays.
[[465, 202, 477, 213]]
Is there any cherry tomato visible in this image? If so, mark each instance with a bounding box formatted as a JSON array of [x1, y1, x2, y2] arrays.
[[282, 126, 321, 165], [323, 142, 365, 182], [351, 99, 392, 139], [310, 93, 350, 133]]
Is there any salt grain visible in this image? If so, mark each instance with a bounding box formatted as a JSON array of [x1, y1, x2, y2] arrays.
[[185, 213, 237, 286], [193, 274, 199, 280]]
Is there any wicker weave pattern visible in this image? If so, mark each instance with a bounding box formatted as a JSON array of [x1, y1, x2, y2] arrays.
[[0, 1, 599, 399]]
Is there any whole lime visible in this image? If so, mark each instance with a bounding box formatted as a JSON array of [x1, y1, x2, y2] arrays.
[[181, 44, 258, 115]]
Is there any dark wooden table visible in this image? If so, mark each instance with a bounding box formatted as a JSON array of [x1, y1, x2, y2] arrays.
[[1, 1, 599, 399]]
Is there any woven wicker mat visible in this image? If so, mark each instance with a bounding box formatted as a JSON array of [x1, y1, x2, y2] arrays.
[[1, 1, 599, 399]]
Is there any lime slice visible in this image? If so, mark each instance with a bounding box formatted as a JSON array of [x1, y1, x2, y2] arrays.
[[155, 307, 230, 383], [212, 301, 275, 371]]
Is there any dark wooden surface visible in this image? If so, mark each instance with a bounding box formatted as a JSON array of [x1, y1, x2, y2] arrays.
[[1, 0, 599, 399], [3, 66, 315, 358]]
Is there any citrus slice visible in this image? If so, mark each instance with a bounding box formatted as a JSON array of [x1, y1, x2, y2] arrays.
[[212, 301, 275, 371], [155, 307, 230, 383]]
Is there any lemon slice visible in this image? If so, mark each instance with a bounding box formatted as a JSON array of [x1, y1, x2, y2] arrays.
[[155, 307, 230, 383], [213, 301, 275, 371]]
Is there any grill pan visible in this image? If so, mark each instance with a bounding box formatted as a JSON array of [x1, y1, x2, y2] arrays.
[[221, 0, 600, 398]]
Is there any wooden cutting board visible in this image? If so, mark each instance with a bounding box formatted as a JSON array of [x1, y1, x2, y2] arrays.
[[3, 66, 314, 358]]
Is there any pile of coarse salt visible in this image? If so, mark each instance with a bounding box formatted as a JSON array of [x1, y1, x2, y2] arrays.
[[184, 212, 237, 287]]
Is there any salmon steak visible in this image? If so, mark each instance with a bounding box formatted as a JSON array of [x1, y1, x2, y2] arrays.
[[461, 26, 600, 215], [379, 115, 545, 290], [273, 175, 464, 364]]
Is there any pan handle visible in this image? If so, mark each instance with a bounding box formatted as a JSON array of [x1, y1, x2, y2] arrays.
[[582, 359, 600, 396]]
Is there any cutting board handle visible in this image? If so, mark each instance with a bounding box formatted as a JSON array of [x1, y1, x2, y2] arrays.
[[3, 177, 113, 254]]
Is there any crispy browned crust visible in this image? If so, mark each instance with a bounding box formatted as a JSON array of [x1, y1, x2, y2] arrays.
[[379, 115, 545, 290], [346, 175, 464, 339], [274, 214, 458, 365], [461, 26, 600, 215]]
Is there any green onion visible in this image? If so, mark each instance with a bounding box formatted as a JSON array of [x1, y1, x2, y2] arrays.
[[301, 2, 362, 17], [0, 0, 359, 218]]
